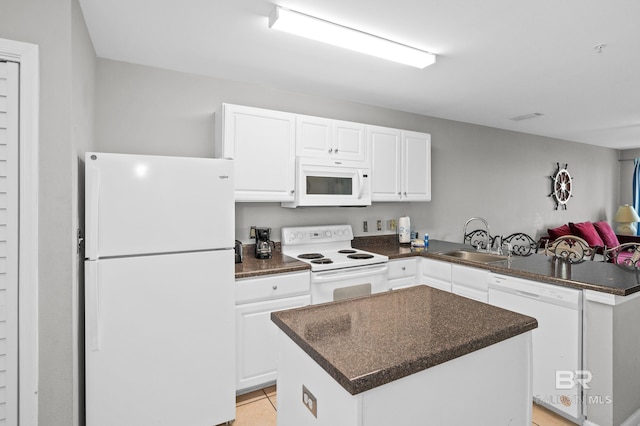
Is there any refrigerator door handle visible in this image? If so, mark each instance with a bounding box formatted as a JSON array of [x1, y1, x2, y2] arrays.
[[86, 165, 100, 260], [86, 262, 101, 351]]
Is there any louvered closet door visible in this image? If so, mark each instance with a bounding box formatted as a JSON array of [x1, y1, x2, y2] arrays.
[[0, 60, 19, 426]]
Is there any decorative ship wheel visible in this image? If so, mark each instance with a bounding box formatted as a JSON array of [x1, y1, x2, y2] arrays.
[[549, 163, 572, 210]]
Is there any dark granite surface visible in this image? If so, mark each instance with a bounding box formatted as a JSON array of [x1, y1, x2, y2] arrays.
[[236, 237, 640, 295], [271, 285, 538, 395], [234, 243, 309, 279], [357, 239, 640, 296]]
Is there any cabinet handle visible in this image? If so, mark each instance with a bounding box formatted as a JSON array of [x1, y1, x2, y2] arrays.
[[290, 190, 295, 194], [403, 192, 407, 195], [401, 266, 406, 271], [334, 149, 339, 153], [328, 148, 333, 153], [272, 285, 278, 290]]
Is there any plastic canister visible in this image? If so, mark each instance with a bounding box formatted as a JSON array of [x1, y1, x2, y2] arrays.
[[398, 216, 411, 243], [424, 233, 429, 248]]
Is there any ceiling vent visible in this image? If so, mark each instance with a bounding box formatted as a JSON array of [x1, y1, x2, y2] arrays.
[[509, 112, 544, 121]]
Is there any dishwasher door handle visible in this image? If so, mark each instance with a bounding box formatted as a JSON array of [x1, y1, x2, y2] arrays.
[[515, 289, 541, 299]]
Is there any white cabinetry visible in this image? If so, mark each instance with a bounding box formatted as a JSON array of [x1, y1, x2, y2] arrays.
[[296, 115, 367, 162], [451, 264, 489, 302], [388, 258, 418, 290], [235, 271, 310, 393], [369, 126, 431, 202], [215, 104, 296, 202], [418, 258, 452, 292]]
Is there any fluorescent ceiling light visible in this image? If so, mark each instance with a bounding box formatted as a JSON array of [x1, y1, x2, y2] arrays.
[[269, 6, 436, 69]]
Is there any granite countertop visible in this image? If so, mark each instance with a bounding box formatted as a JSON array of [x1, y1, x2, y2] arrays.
[[356, 238, 640, 296], [235, 236, 640, 295], [271, 285, 538, 395], [235, 243, 309, 279]]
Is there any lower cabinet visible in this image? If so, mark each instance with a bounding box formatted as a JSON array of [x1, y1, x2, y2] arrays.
[[235, 271, 310, 394], [419, 258, 452, 292], [388, 258, 418, 290], [451, 264, 489, 302]]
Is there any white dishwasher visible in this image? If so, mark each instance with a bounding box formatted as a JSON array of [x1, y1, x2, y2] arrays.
[[488, 274, 582, 422]]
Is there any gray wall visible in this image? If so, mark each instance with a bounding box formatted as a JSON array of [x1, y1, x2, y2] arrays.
[[618, 149, 640, 207], [96, 59, 620, 244], [0, 0, 95, 425]]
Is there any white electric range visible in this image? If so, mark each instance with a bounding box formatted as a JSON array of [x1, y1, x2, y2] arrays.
[[281, 225, 389, 304]]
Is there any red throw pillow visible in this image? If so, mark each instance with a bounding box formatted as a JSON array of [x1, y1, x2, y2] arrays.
[[593, 221, 620, 248], [547, 224, 571, 240], [569, 222, 604, 247]]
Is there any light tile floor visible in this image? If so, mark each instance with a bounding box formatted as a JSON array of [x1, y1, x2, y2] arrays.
[[223, 386, 576, 426]]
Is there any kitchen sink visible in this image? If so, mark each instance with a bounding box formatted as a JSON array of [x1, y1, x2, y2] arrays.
[[437, 250, 508, 264]]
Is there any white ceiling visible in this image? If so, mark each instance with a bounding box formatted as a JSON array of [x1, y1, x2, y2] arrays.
[[79, 0, 640, 149]]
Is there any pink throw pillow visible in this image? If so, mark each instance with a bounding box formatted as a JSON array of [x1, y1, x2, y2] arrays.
[[547, 224, 572, 240], [593, 221, 620, 248], [569, 222, 604, 247]]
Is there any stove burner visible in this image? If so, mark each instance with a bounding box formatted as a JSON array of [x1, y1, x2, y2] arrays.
[[347, 253, 374, 260], [311, 258, 333, 264], [298, 253, 324, 260], [338, 249, 357, 254]]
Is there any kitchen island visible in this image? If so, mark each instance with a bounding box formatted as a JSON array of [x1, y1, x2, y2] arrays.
[[271, 285, 538, 425]]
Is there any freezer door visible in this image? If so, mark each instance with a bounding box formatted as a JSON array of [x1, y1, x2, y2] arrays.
[[85, 250, 235, 426], [86, 152, 234, 259]]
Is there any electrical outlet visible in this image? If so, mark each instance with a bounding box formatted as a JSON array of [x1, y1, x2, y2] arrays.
[[377, 220, 382, 231], [363, 221, 368, 232], [302, 385, 317, 417], [249, 226, 256, 239]]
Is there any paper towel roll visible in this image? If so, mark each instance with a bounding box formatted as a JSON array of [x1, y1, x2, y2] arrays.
[[399, 216, 411, 243]]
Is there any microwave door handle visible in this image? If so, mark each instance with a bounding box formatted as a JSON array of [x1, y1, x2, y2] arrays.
[[357, 170, 365, 199]]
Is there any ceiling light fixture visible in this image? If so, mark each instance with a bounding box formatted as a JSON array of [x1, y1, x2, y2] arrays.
[[268, 6, 436, 69]]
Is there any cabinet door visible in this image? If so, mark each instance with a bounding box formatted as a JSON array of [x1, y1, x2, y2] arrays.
[[369, 126, 402, 201], [419, 258, 452, 292], [296, 115, 332, 158], [221, 104, 296, 202], [236, 295, 311, 392], [333, 120, 367, 162], [402, 131, 431, 201]]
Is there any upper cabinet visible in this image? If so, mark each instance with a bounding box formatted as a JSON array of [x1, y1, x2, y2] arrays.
[[215, 104, 431, 203], [215, 104, 296, 202], [296, 115, 367, 163], [370, 126, 431, 202]]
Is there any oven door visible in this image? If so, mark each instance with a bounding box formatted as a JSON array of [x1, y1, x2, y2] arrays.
[[282, 157, 371, 208], [310, 263, 388, 304]]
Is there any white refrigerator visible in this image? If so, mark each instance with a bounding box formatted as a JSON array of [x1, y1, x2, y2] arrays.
[[84, 152, 236, 426]]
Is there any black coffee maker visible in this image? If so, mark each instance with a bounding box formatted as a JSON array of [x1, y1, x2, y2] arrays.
[[255, 227, 275, 259]]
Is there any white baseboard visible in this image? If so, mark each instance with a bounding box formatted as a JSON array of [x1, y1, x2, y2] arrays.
[[583, 406, 640, 426]]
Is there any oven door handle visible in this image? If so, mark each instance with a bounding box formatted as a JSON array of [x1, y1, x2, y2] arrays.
[[313, 264, 388, 282]]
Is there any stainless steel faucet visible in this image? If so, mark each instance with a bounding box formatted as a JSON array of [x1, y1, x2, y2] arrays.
[[463, 217, 491, 250]]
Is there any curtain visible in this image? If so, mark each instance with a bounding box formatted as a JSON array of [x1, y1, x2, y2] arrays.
[[633, 158, 640, 235]]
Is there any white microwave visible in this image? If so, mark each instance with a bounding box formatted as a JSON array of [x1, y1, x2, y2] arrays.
[[281, 157, 371, 208]]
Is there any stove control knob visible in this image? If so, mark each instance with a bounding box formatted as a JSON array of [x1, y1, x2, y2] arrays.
[[324, 230, 331, 238], [296, 232, 304, 240], [289, 233, 296, 241]]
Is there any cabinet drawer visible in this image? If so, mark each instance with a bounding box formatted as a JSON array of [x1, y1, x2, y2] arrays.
[[388, 258, 417, 279], [236, 271, 310, 304]]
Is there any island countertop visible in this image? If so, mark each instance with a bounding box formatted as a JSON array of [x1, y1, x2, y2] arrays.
[[271, 285, 537, 395]]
